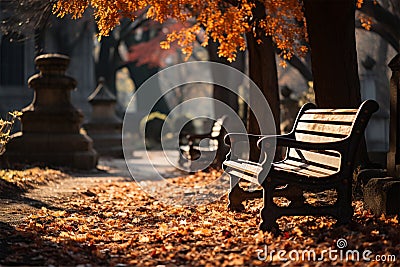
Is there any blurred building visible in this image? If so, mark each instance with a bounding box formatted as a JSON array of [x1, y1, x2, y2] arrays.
[[0, 13, 96, 121]]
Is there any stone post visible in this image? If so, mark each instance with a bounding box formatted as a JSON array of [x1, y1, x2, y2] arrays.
[[361, 54, 400, 216], [83, 77, 123, 157], [360, 56, 389, 163], [4, 54, 98, 169], [387, 54, 400, 177]]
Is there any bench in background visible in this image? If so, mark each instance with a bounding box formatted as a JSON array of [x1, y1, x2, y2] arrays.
[[179, 116, 228, 171]]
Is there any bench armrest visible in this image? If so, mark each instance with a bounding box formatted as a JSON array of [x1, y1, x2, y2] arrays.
[[257, 135, 347, 152], [224, 133, 291, 162], [224, 133, 266, 146]]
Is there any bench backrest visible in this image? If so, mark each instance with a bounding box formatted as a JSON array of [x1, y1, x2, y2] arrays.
[[287, 100, 379, 174]]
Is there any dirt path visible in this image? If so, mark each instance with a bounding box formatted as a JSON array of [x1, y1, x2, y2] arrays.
[[0, 159, 133, 226], [0, 176, 128, 225], [0, 151, 185, 226]]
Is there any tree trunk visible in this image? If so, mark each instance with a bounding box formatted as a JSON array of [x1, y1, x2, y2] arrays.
[[246, 5, 280, 161], [303, 0, 371, 166], [207, 40, 245, 167], [207, 40, 241, 118], [96, 35, 117, 94], [303, 0, 361, 108]]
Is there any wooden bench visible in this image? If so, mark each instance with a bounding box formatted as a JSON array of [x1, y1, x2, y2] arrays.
[[223, 100, 379, 232], [178, 116, 228, 171]]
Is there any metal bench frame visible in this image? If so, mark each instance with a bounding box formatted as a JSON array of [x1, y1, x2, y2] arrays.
[[223, 100, 379, 232]]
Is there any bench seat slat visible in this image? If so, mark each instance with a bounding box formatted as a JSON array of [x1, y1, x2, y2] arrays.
[[228, 170, 259, 184], [288, 149, 341, 170], [273, 160, 337, 178], [224, 160, 263, 175], [274, 159, 338, 176]]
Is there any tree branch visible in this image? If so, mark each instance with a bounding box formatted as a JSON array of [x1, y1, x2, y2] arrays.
[[358, 0, 400, 40], [356, 20, 399, 52], [286, 54, 313, 81]]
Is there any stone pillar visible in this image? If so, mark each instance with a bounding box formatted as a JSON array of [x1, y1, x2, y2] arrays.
[[387, 54, 400, 177], [360, 56, 389, 163], [4, 54, 98, 169], [361, 54, 400, 216], [83, 78, 123, 157]]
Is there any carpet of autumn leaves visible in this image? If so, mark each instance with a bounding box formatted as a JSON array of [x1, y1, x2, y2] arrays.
[[0, 168, 399, 266], [0, 167, 69, 197]]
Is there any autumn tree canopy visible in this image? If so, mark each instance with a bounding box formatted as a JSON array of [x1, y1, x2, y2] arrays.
[[54, 0, 308, 64]]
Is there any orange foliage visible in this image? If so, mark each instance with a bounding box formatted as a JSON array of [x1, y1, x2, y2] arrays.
[[54, 0, 308, 62], [356, 0, 373, 31], [358, 13, 372, 30], [127, 22, 188, 67]]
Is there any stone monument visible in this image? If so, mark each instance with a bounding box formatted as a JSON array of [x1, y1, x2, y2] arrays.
[[4, 54, 98, 169], [362, 54, 400, 216], [83, 77, 123, 157]]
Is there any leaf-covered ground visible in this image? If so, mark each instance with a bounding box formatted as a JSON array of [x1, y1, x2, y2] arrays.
[[0, 169, 399, 266], [0, 167, 69, 196]]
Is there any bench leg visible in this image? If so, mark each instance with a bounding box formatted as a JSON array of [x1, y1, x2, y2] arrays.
[[273, 184, 305, 208], [228, 175, 264, 211], [336, 181, 354, 225], [228, 175, 245, 211], [336, 207, 353, 225], [260, 179, 279, 233]]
